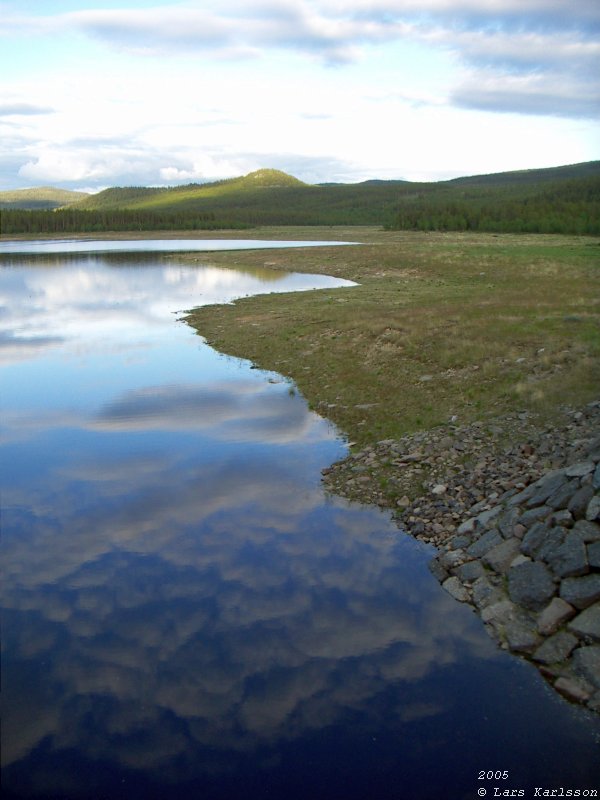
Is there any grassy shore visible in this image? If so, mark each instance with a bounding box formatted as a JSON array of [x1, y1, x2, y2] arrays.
[[182, 227, 599, 449], [11, 225, 596, 452]]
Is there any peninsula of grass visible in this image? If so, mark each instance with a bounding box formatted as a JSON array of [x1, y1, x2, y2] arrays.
[[183, 227, 600, 450]]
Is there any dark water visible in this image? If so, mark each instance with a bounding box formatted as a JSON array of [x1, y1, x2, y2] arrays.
[[1, 243, 599, 800]]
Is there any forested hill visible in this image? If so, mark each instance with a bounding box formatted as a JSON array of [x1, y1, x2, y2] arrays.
[[386, 163, 600, 234], [446, 161, 600, 186], [72, 169, 306, 211], [0, 186, 88, 210], [1, 162, 599, 235]]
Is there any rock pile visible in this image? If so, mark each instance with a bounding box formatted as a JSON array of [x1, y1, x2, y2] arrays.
[[321, 400, 600, 711], [429, 453, 600, 712], [323, 402, 600, 549]]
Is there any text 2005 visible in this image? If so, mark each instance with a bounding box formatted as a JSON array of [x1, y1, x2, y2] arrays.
[[479, 772, 509, 780]]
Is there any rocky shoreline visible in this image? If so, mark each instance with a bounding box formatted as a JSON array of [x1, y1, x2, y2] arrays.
[[322, 401, 600, 712]]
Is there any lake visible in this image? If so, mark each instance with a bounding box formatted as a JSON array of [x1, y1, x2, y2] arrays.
[[1, 240, 599, 800]]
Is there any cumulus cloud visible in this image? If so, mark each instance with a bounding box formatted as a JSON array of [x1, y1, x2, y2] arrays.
[[452, 72, 600, 119], [17, 144, 174, 184], [0, 102, 54, 116], [158, 154, 242, 182], [425, 23, 600, 119], [0, 0, 597, 187], [3, 0, 596, 123], [5, 1, 597, 69], [6, 1, 410, 64], [323, 0, 600, 31], [12, 137, 263, 189]]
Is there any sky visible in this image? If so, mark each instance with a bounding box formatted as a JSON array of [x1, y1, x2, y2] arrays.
[[0, 0, 598, 191]]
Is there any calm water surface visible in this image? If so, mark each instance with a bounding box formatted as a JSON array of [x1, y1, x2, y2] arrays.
[[1, 242, 599, 799], [0, 237, 358, 255]]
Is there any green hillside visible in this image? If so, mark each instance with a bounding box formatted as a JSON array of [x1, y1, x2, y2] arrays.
[[75, 169, 306, 211], [385, 169, 600, 235], [0, 186, 88, 210], [69, 168, 428, 225], [2, 162, 599, 235], [447, 161, 599, 187]]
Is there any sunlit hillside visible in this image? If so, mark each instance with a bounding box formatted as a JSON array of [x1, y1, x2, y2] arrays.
[[2, 162, 599, 235], [0, 186, 88, 210]]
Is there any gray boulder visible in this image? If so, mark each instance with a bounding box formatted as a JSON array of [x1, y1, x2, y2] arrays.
[[554, 675, 594, 703], [572, 646, 600, 689], [453, 560, 487, 583], [560, 574, 600, 609], [519, 505, 552, 528], [442, 576, 470, 603], [472, 576, 504, 610], [586, 494, 600, 522], [508, 561, 556, 611], [532, 631, 578, 664], [565, 461, 595, 478], [547, 478, 580, 510], [467, 529, 503, 558], [525, 472, 568, 508], [428, 557, 448, 583], [544, 531, 589, 578], [568, 485, 595, 519], [498, 506, 522, 539], [521, 522, 551, 558], [483, 537, 522, 574], [568, 603, 600, 643], [503, 616, 542, 654], [474, 506, 503, 529], [536, 526, 567, 563], [537, 597, 576, 635], [573, 520, 600, 543], [587, 541, 600, 570]]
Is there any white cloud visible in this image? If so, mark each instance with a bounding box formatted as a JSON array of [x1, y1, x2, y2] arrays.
[[452, 71, 600, 119], [18, 150, 115, 182], [0, 102, 54, 116], [158, 156, 241, 183], [0, 0, 597, 189]]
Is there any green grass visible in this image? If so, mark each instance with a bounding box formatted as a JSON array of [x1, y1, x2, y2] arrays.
[[183, 228, 600, 448]]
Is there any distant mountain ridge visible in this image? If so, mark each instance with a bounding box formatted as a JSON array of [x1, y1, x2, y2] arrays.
[[0, 186, 88, 210], [1, 162, 598, 234], [2, 162, 597, 210], [67, 161, 599, 216], [72, 169, 306, 211], [447, 161, 600, 186]]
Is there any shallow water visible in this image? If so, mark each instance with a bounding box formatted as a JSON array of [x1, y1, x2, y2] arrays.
[[1, 243, 599, 799], [0, 237, 357, 255]]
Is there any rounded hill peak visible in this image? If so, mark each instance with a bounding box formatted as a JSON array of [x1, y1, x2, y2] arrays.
[[242, 169, 306, 188]]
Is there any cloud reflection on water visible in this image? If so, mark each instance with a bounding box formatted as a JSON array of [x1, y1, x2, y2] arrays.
[[0, 251, 354, 366], [3, 482, 498, 775], [4, 250, 598, 797], [0, 254, 497, 780]]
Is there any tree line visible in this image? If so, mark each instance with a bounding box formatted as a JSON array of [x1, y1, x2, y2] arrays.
[[384, 176, 600, 235], [1, 174, 598, 235], [0, 208, 249, 234]]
